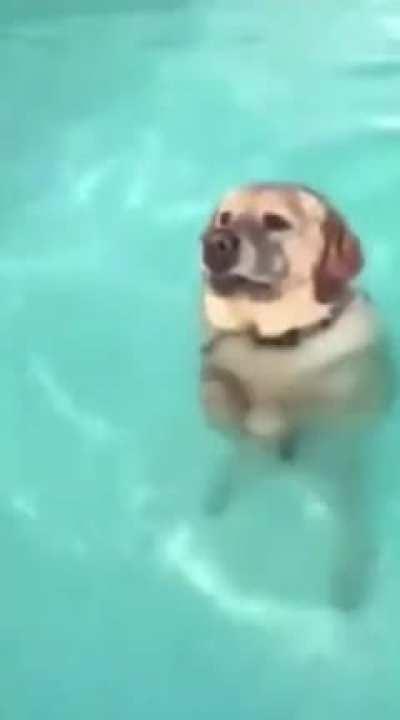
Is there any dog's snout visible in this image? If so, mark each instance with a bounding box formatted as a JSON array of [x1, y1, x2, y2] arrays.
[[203, 230, 240, 275]]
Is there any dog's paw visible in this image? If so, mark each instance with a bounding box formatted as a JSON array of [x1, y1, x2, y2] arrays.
[[330, 545, 377, 612], [203, 474, 236, 517], [278, 434, 298, 463]]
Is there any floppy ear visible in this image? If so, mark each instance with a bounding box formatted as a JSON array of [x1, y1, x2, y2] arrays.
[[313, 207, 364, 303]]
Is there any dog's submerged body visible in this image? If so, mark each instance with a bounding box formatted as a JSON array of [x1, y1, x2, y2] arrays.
[[199, 182, 393, 609]]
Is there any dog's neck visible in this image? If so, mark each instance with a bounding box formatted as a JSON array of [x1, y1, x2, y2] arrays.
[[204, 282, 348, 339]]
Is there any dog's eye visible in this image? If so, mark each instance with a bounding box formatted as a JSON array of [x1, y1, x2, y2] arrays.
[[262, 213, 291, 231], [219, 211, 232, 226]]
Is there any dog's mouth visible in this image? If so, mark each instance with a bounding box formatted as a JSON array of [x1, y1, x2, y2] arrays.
[[205, 271, 279, 300]]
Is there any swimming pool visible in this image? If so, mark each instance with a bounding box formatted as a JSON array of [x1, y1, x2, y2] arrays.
[[1, 0, 400, 717]]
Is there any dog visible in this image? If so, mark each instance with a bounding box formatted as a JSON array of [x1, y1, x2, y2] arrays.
[[199, 182, 393, 610]]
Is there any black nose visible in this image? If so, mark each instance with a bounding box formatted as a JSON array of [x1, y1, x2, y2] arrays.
[[202, 230, 240, 274]]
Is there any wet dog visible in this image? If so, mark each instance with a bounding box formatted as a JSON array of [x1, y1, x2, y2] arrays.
[[199, 182, 393, 610]]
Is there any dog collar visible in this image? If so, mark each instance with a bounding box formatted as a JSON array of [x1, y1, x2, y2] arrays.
[[248, 310, 338, 347], [201, 296, 351, 354]]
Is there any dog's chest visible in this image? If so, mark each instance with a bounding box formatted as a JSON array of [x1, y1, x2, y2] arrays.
[[203, 296, 378, 409], [205, 333, 313, 403]]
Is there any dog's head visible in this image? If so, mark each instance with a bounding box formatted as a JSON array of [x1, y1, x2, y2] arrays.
[[201, 183, 363, 305]]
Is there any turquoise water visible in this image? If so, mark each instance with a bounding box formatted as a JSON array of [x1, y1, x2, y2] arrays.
[[1, 0, 400, 717]]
